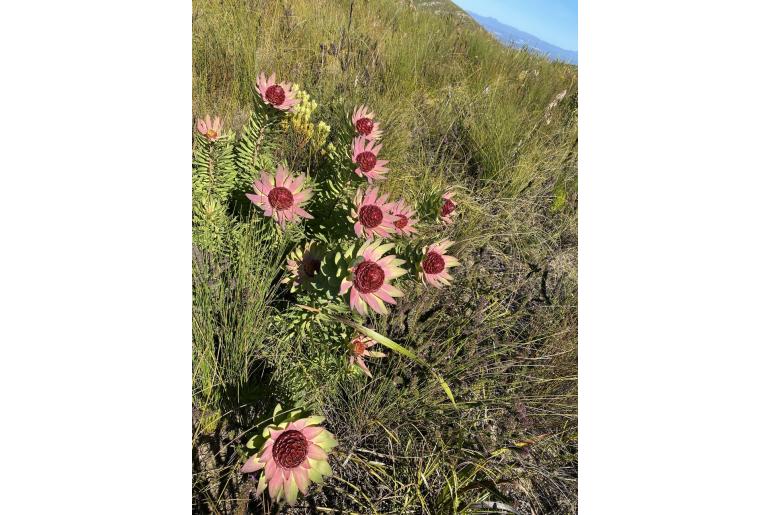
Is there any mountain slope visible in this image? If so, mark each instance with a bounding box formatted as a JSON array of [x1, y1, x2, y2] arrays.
[[466, 10, 578, 65]]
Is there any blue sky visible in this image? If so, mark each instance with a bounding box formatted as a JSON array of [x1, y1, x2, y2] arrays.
[[453, 0, 577, 51]]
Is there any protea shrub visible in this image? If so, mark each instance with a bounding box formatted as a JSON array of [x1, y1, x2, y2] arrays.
[[227, 72, 462, 345], [193, 71, 464, 507]]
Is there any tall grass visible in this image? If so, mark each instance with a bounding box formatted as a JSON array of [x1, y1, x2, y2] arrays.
[[192, 220, 289, 431], [193, 0, 577, 512]]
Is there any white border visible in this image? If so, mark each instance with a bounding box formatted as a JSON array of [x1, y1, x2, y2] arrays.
[[1, 1, 190, 512], [581, 1, 770, 513]]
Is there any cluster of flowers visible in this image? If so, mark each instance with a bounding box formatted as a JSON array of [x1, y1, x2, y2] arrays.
[[197, 71, 461, 371], [278, 82, 331, 149], [195, 73, 464, 506]]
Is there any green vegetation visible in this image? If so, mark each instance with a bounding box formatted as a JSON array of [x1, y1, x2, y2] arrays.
[[193, 0, 577, 513]]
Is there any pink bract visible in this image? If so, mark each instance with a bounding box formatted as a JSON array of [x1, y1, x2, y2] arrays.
[[351, 186, 397, 240], [256, 72, 300, 111], [351, 136, 389, 182], [246, 165, 314, 228], [196, 114, 223, 141]]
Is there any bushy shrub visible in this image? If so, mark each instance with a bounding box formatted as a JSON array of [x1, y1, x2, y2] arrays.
[[194, 71, 467, 508]]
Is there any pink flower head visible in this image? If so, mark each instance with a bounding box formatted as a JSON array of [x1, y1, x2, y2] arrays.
[[389, 198, 418, 236], [246, 165, 313, 228], [351, 186, 397, 239], [241, 416, 337, 506], [196, 115, 223, 141], [351, 105, 382, 141], [340, 240, 406, 316], [351, 136, 389, 182], [348, 334, 387, 378], [418, 240, 459, 288], [439, 191, 457, 224], [256, 72, 300, 111]]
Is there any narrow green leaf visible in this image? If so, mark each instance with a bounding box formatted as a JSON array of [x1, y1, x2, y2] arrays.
[[351, 323, 418, 360], [428, 367, 456, 406]]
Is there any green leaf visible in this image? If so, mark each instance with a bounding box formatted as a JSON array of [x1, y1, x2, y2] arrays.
[[313, 431, 338, 451], [246, 433, 266, 449], [427, 368, 457, 407], [352, 323, 418, 360]]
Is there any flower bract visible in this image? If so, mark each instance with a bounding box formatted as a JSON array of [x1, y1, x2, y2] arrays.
[[348, 334, 387, 377], [284, 241, 324, 291], [439, 191, 457, 224], [389, 198, 418, 236], [196, 114, 223, 141]]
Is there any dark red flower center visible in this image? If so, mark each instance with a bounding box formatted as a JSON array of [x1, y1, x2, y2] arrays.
[[351, 337, 367, 356], [355, 117, 374, 136], [359, 204, 383, 228], [394, 214, 408, 229], [265, 84, 286, 106], [422, 251, 445, 275], [441, 198, 456, 217], [272, 430, 308, 469], [356, 151, 377, 173], [303, 256, 321, 278], [268, 187, 294, 210], [353, 261, 385, 293]]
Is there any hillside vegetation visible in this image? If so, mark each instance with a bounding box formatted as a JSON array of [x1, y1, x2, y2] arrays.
[[192, 0, 577, 513]]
